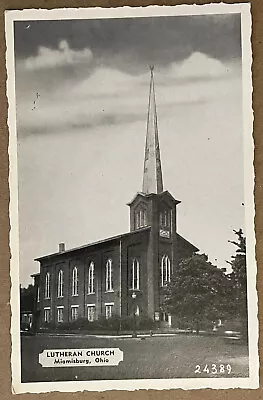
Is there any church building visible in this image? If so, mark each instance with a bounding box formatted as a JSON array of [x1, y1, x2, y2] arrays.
[[31, 68, 198, 331]]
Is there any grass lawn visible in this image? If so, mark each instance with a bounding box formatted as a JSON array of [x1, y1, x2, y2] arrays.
[[21, 334, 249, 382]]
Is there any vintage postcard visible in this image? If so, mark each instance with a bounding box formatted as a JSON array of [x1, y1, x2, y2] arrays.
[[6, 3, 258, 393]]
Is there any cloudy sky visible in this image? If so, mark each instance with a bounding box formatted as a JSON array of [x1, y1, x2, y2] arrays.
[[14, 13, 245, 287]]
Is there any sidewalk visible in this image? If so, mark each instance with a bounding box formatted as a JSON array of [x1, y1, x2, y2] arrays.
[[35, 328, 211, 339]]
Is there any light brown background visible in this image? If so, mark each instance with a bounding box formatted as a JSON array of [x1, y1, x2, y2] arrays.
[[0, 0, 262, 398]]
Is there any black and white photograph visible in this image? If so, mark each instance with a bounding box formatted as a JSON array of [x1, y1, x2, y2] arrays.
[[6, 3, 258, 393]]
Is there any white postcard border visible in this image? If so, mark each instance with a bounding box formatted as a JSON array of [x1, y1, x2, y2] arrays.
[[6, 2, 258, 393]]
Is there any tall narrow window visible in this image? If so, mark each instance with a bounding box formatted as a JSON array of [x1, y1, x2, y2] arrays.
[[72, 266, 78, 296], [139, 210, 143, 227], [136, 212, 140, 229], [161, 255, 171, 287], [44, 307, 51, 323], [71, 306, 79, 321], [57, 306, 64, 323], [131, 258, 140, 290], [105, 303, 114, 319], [159, 212, 163, 226], [57, 269, 64, 298], [37, 286, 40, 302], [164, 210, 168, 226], [141, 209, 147, 226], [136, 208, 147, 229], [87, 305, 95, 321], [160, 209, 170, 228], [44, 272, 50, 299], [105, 259, 113, 292], [88, 262, 95, 294]]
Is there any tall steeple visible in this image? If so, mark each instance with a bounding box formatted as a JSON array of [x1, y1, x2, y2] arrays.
[[142, 66, 164, 195]]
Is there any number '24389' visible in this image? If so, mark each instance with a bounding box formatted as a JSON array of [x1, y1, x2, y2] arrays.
[[195, 364, 232, 374]]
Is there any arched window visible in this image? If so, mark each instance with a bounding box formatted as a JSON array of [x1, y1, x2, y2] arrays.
[[105, 259, 113, 292], [160, 209, 171, 228], [135, 207, 147, 229], [72, 266, 78, 296], [164, 210, 168, 226], [57, 270, 64, 298], [140, 209, 146, 227], [88, 262, 95, 294], [139, 210, 143, 227], [131, 258, 140, 290], [45, 272, 50, 299], [161, 255, 171, 287], [136, 212, 140, 229]]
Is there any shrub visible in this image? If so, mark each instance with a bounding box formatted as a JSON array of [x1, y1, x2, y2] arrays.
[[120, 315, 157, 330], [54, 314, 157, 332]]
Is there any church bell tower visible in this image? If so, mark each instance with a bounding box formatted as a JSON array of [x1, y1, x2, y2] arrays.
[[128, 67, 181, 319]]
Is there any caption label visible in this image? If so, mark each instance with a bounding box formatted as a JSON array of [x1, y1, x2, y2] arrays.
[[39, 348, 123, 368]]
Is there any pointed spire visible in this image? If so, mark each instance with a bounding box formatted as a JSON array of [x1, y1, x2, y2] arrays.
[[142, 66, 164, 194]]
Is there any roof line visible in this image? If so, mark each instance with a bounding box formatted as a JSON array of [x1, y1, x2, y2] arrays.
[[127, 190, 181, 206], [177, 233, 199, 252], [34, 227, 151, 261]]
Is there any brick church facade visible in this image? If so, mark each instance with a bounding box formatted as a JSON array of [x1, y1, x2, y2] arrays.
[[31, 68, 198, 331]]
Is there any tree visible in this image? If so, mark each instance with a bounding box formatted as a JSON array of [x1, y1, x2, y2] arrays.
[[227, 229, 248, 336], [20, 284, 35, 313], [163, 254, 230, 334]]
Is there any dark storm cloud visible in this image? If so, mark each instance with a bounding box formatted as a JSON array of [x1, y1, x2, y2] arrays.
[[18, 111, 147, 137], [14, 14, 241, 72]]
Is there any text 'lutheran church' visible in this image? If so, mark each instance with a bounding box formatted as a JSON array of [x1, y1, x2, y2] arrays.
[[31, 68, 198, 331]]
